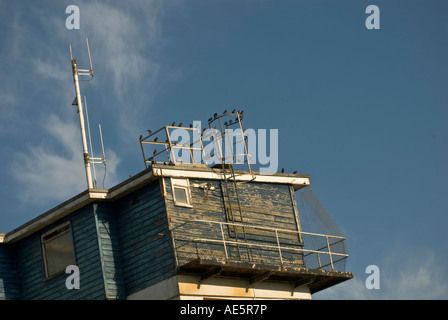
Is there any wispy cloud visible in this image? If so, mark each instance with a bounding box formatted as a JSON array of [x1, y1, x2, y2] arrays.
[[11, 114, 86, 205], [76, 0, 166, 136], [11, 114, 120, 205], [5, 1, 169, 207], [314, 245, 448, 300]]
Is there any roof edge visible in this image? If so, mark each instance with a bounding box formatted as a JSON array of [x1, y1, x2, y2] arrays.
[[4, 165, 310, 243], [4, 169, 157, 244]]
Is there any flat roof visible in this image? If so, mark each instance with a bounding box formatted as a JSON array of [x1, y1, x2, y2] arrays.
[[3, 165, 310, 244]]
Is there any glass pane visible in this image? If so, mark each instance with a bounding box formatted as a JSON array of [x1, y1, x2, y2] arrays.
[[44, 231, 76, 276], [174, 187, 188, 204]]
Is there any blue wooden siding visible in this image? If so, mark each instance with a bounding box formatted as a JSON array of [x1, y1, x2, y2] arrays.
[[2, 174, 305, 299], [116, 180, 175, 296], [15, 205, 106, 299], [0, 244, 19, 299], [3, 179, 174, 299], [93, 203, 126, 299]]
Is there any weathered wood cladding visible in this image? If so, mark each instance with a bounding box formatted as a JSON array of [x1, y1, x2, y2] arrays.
[[1, 170, 322, 299], [93, 203, 126, 299], [0, 244, 19, 299], [0, 180, 173, 299], [15, 205, 106, 300], [115, 179, 176, 296], [165, 177, 301, 230], [1, 178, 175, 299], [164, 177, 304, 269], [166, 178, 299, 227]]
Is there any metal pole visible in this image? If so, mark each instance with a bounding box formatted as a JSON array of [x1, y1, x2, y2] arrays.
[[84, 96, 96, 188], [219, 222, 229, 263], [326, 235, 334, 270], [99, 124, 106, 163], [72, 59, 93, 189], [275, 230, 284, 267]]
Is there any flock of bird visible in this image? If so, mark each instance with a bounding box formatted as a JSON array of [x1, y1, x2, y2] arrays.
[[140, 110, 244, 141], [138, 109, 298, 174]]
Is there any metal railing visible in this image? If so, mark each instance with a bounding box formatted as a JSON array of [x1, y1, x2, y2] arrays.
[[170, 219, 348, 272]]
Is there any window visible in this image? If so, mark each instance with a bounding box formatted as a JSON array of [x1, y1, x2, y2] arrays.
[[174, 187, 188, 204], [41, 222, 76, 278], [171, 178, 192, 207]]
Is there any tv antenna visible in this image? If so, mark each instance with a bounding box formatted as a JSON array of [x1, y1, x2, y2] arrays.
[[70, 38, 106, 189]]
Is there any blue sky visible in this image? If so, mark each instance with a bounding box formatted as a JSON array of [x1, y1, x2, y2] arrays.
[[1, 0, 447, 299]]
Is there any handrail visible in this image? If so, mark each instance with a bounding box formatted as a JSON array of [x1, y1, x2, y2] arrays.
[[171, 218, 346, 240], [176, 236, 349, 258], [171, 218, 348, 272]]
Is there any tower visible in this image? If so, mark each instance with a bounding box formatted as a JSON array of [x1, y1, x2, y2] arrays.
[[0, 47, 352, 299], [133, 110, 352, 299]]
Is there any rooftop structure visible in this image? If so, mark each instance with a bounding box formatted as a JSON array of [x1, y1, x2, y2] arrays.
[[0, 112, 352, 299], [0, 42, 352, 300]]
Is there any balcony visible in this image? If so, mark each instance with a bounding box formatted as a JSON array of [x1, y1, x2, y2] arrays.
[[170, 219, 353, 293]]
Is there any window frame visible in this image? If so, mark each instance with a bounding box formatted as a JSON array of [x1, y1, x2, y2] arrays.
[[41, 221, 76, 279], [171, 178, 193, 208]]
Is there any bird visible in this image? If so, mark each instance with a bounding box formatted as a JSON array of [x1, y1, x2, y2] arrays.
[[153, 149, 157, 155], [281, 168, 284, 173], [223, 110, 227, 115], [139, 135, 143, 140], [171, 122, 176, 126], [154, 137, 158, 142], [178, 122, 183, 127], [214, 113, 218, 119], [208, 117, 213, 122], [229, 119, 233, 125], [231, 109, 236, 114], [293, 170, 298, 174], [147, 129, 152, 135], [189, 124, 193, 128], [224, 121, 228, 126]]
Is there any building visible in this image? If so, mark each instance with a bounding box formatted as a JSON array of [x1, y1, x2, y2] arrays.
[[0, 111, 352, 300]]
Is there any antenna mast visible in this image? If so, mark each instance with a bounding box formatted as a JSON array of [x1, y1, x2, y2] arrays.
[[70, 38, 104, 190]]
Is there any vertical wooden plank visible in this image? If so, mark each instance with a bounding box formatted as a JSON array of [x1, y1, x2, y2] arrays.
[[0, 244, 19, 300], [93, 202, 126, 299], [289, 185, 303, 239], [116, 179, 176, 296], [14, 206, 107, 300]]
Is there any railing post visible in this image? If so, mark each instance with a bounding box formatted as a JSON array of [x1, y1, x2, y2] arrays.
[[220, 222, 229, 263], [169, 227, 182, 269], [275, 230, 284, 267], [326, 235, 334, 270]]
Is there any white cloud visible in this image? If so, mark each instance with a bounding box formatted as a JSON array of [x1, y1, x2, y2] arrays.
[[11, 114, 120, 205], [313, 245, 448, 300], [77, 0, 165, 134], [383, 249, 448, 299], [11, 114, 85, 204], [5, 1, 180, 212], [33, 57, 68, 81]]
